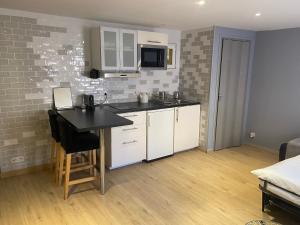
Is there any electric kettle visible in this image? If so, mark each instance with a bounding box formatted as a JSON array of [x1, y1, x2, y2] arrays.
[[139, 92, 149, 104]]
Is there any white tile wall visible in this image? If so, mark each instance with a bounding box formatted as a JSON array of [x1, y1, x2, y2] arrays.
[[0, 8, 181, 173]]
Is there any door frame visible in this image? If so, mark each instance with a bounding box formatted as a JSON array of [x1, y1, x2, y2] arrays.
[[207, 27, 256, 152]]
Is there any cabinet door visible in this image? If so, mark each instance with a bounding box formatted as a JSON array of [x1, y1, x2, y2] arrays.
[[174, 105, 200, 153], [147, 109, 174, 160], [101, 27, 120, 71], [120, 29, 137, 71]]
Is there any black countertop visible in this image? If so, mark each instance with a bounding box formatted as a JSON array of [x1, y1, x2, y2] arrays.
[[57, 106, 133, 132], [57, 100, 200, 132], [106, 100, 201, 114]]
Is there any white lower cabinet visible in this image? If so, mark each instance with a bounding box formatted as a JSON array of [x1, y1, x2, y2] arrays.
[[105, 104, 201, 169], [174, 105, 201, 153], [146, 108, 175, 160], [105, 111, 146, 169]]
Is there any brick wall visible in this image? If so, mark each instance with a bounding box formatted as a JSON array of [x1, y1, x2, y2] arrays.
[[179, 28, 214, 150], [0, 9, 181, 173]]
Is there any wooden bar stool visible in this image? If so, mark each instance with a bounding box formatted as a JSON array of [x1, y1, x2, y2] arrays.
[[57, 116, 99, 199]]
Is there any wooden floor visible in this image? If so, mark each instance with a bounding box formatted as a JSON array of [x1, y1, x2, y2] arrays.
[[1, 146, 299, 225]]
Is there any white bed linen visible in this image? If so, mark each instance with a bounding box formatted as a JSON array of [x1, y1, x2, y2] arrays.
[[252, 155, 300, 196]]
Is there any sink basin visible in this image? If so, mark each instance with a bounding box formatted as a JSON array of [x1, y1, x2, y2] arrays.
[[156, 99, 192, 106]]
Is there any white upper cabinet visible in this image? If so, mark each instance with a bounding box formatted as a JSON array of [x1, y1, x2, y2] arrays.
[[174, 105, 200, 153], [138, 31, 168, 46], [101, 27, 120, 71], [120, 29, 137, 71], [91, 26, 138, 72]]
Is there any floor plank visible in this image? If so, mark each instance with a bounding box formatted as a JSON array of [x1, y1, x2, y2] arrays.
[[0, 145, 299, 225]]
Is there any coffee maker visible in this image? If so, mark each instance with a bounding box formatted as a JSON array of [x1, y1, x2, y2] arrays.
[[83, 95, 95, 111]]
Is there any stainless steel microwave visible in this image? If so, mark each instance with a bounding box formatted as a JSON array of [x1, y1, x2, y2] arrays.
[[138, 44, 167, 70]]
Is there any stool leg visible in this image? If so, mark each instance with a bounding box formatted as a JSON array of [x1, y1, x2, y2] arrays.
[[58, 146, 65, 186], [50, 138, 56, 171], [55, 143, 61, 184], [93, 149, 97, 176], [64, 154, 71, 200], [89, 151, 93, 175]]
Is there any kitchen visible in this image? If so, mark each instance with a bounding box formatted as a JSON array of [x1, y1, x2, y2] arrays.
[[50, 25, 201, 196], [0, 7, 203, 196], [85, 27, 201, 168]]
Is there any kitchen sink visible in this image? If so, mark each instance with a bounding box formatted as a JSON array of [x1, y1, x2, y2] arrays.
[[155, 99, 193, 106]]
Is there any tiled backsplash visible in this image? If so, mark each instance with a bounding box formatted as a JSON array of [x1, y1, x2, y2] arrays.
[[0, 9, 181, 173], [179, 28, 214, 150]]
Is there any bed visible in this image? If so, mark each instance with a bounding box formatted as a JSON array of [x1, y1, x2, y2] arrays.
[[252, 141, 300, 217]]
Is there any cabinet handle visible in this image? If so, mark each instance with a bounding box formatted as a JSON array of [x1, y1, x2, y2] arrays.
[[122, 127, 138, 131], [122, 140, 137, 145], [147, 40, 161, 44], [176, 108, 179, 122], [120, 74, 127, 77], [123, 115, 138, 118]]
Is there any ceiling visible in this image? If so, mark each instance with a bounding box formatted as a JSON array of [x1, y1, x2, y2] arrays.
[[1, 0, 299, 31]]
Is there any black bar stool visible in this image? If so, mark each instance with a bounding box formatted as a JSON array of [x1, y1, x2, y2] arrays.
[[48, 110, 61, 176], [57, 116, 99, 199]]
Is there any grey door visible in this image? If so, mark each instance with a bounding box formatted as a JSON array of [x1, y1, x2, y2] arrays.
[[215, 39, 250, 150]]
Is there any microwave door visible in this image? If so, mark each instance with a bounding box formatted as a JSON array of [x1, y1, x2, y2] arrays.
[[141, 48, 157, 67], [139, 45, 167, 70], [158, 51, 161, 67]]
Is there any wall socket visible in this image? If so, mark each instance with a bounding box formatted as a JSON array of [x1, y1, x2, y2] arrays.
[[10, 156, 25, 164], [249, 132, 256, 139]]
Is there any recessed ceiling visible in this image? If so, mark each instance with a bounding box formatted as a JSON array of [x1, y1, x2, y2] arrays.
[[0, 0, 299, 31]]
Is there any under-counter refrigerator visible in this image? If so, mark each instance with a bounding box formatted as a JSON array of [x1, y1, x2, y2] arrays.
[[146, 108, 174, 160]]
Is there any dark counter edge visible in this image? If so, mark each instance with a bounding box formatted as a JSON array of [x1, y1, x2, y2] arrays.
[[106, 101, 201, 114], [56, 107, 133, 132], [56, 100, 200, 132]]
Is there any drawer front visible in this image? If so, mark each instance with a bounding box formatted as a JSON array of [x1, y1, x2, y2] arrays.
[[117, 111, 146, 125], [112, 123, 146, 141], [111, 135, 146, 168]]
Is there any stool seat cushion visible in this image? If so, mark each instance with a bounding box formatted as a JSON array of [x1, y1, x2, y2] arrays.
[[48, 110, 60, 142], [57, 116, 99, 154], [72, 132, 99, 153]]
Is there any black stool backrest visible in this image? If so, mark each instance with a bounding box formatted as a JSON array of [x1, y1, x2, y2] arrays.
[[57, 116, 75, 153], [48, 110, 60, 142]]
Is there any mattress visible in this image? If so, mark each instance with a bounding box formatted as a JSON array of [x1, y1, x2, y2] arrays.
[[260, 180, 300, 206], [252, 155, 300, 196]]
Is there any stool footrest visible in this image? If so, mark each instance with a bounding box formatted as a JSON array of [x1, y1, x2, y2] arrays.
[[69, 176, 98, 186], [70, 165, 94, 173]]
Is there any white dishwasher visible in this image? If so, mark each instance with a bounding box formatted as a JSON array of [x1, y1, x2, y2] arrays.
[[146, 108, 174, 160]]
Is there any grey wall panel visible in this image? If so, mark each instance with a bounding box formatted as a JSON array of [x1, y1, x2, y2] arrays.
[[246, 28, 300, 150]]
